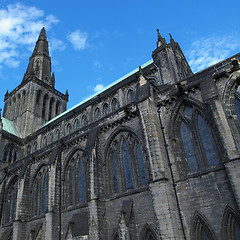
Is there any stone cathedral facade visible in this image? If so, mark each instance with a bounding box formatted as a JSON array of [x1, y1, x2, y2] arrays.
[[0, 27, 240, 240]]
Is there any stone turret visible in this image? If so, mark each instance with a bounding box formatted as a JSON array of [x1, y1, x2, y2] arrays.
[[152, 30, 193, 85]]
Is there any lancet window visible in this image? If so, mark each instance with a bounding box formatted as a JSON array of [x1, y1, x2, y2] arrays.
[[112, 98, 119, 111], [107, 131, 148, 195], [4, 179, 18, 224], [3, 144, 17, 163], [32, 166, 49, 216], [178, 103, 220, 173], [64, 150, 87, 208], [127, 89, 135, 103]]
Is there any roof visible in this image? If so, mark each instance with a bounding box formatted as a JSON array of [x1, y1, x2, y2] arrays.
[[2, 117, 19, 137], [42, 59, 154, 128]]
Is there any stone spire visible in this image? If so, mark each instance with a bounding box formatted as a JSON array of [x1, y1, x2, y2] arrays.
[[31, 27, 49, 58], [22, 27, 53, 87]]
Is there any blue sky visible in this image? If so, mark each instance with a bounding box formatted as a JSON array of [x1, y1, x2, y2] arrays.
[[0, 0, 240, 112]]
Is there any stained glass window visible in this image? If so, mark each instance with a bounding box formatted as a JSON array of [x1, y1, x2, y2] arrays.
[[103, 103, 110, 115], [112, 98, 119, 111], [111, 148, 119, 193], [42, 173, 48, 213], [122, 140, 133, 190], [181, 122, 198, 171], [179, 104, 219, 173], [198, 115, 219, 166], [78, 157, 85, 203]]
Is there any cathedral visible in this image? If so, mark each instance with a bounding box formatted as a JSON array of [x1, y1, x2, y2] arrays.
[[0, 27, 240, 240]]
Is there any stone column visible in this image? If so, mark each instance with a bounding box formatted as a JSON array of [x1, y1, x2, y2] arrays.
[[138, 96, 184, 240], [88, 147, 100, 240]]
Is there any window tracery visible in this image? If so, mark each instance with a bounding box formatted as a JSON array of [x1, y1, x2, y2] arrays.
[[64, 150, 87, 208], [221, 205, 240, 240], [32, 166, 48, 216], [107, 131, 148, 195], [178, 103, 220, 173], [4, 179, 18, 224]]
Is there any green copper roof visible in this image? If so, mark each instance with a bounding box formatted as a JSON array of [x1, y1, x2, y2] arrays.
[[2, 117, 19, 137], [43, 59, 153, 128]]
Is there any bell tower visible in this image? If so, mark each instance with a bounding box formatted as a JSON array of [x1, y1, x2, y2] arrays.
[[152, 30, 193, 85], [3, 27, 68, 138]]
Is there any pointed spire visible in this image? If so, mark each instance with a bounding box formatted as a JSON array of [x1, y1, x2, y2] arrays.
[[31, 27, 49, 58], [38, 27, 48, 42], [22, 28, 51, 83], [156, 29, 166, 47]]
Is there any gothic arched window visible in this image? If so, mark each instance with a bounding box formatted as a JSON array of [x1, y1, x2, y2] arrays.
[[141, 224, 158, 240], [235, 86, 240, 121], [48, 98, 55, 120], [103, 103, 110, 116], [94, 107, 101, 120], [191, 212, 216, 240], [56, 101, 61, 116], [42, 94, 49, 119], [112, 98, 119, 111], [32, 167, 48, 216], [74, 119, 80, 130], [82, 115, 88, 127], [221, 205, 240, 240], [35, 90, 42, 116], [50, 133, 54, 143], [3, 145, 18, 163], [4, 179, 18, 224], [178, 104, 219, 173], [127, 89, 135, 103], [33, 142, 37, 152], [67, 123, 72, 134], [107, 131, 148, 195], [64, 150, 87, 208]]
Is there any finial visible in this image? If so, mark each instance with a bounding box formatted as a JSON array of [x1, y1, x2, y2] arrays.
[[156, 29, 166, 47], [5, 90, 8, 96], [65, 90, 69, 98], [169, 33, 174, 43], [157, 29, 163, 42], [139, 66, 142, 74]]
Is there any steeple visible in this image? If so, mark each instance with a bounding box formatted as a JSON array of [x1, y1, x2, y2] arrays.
[[31, 27, 49, 57], [22, 27, 53, 87]]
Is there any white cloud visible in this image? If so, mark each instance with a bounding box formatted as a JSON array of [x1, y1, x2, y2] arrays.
[[0, 3, 61, 69], [93, 60, 102, 69], [67, 29, 88, 50], [186, 34, 240, 73], [49, 38, 66, 52], [94, 84, 105, 92]]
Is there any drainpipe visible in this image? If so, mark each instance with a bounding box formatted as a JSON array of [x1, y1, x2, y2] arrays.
[[157, 107, 187, 240]]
